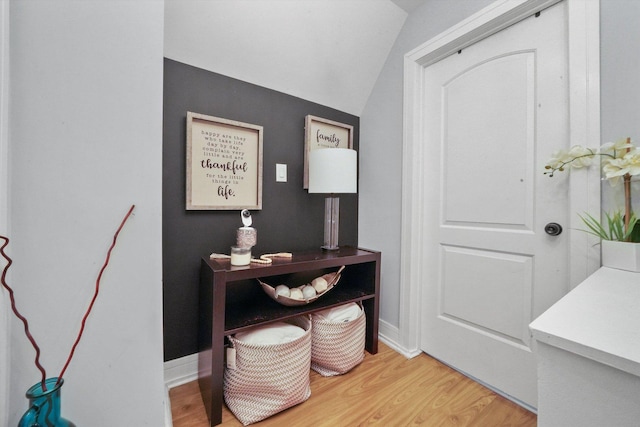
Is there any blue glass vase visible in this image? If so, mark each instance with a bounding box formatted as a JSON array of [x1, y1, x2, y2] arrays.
[[18, 377, 75, 427]]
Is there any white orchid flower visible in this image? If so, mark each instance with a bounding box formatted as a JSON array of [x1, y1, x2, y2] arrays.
[[602, 150, 640, 185], [546, 137, 639, 242], [600, 138, 635, 162], [603, 158, 627, 186], [545, 149, 569, 170], [544, 146, 596, 175], [566, 145, 595, 168], [625, 150, 640, 176]]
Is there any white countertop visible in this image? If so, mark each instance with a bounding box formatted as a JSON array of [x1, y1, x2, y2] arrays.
[[530, 267, 640, 377]]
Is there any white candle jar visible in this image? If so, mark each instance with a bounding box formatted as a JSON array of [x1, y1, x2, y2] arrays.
[[230, 246, 251, 266]]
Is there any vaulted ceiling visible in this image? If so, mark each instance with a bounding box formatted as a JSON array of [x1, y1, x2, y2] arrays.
[[164, 0, 416, 115], [391, 0, 428, 13]]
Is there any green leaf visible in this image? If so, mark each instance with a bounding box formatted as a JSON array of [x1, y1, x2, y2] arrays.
[[627, 215, 640, 243], [578, 212, 611, 240], [577, 210, 638, 242]]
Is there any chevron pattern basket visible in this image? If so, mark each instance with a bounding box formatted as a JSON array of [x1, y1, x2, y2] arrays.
[[223, 316, 312, 425], [311, 304, 365, 377]]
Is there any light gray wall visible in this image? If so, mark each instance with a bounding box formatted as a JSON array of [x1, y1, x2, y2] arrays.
[[7, 1, 165, 425], [3, 0, 636, 422], [600, 0, 640, 215], [362, 0, 640, 330], [359, 0, 494, 328], [0, 2, 9, 424]]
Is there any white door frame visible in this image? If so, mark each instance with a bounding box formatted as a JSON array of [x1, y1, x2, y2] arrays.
[[399, 0, 601, 356], [0, 0, 10, 423]]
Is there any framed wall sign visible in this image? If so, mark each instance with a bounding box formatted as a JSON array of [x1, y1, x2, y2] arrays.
[[303, 115, 353, 188], [186, 112, 263, 210]]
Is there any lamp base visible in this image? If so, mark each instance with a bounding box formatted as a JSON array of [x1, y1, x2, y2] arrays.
[[322, 196, 340, 250]]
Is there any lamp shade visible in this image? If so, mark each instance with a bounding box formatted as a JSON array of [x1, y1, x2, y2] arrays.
[[308, 148, 357, 194]]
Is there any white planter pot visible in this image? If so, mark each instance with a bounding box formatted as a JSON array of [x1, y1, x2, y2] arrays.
[[601, 240, 640, 272]]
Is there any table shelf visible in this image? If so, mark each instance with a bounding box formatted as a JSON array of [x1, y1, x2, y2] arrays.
[[197, 246, 380, 426]]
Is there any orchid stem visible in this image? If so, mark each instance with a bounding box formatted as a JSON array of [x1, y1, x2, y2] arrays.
[[624, 137, 632, 240]]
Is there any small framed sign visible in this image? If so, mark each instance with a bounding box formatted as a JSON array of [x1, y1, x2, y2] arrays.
[[303, 115, 353, 188], [186, 112, 263, 210]]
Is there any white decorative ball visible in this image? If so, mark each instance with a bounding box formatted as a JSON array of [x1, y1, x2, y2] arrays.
[[275, 284, 290, 297], [311, 277, 328, 293], [289, 288, 304, 300], [302, 285, 317, 299]]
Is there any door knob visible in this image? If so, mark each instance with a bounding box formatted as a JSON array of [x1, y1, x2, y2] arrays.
[[545, 222, 563, 236]]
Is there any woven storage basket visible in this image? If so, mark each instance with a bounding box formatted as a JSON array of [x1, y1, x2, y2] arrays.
[[224, 316, 312, 425], [311, 303, 365, 377]]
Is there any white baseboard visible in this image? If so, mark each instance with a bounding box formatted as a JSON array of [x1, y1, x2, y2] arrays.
[[164, 385, 174, 427], [164, 353, 199, 427], [163, 321, 534, 426], [163, 320, 417, 390], [378, 317, 399, 343], [164, 352, 199, 389], [163, 320, 418, 426], [378, 318, 421, 359]]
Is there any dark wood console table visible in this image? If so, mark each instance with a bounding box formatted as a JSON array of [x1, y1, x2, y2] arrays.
[[197, 246, 380, 426]]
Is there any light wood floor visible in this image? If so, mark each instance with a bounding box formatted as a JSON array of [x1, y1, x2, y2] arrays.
[[170, 342, 537, 426]]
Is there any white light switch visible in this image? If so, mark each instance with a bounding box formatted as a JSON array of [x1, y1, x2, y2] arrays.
[[276, 163, 287, 182]]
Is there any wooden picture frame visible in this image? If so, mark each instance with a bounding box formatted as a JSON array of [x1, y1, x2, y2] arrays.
[[303, 115, 353, 189], [186, 112, 263, 210]]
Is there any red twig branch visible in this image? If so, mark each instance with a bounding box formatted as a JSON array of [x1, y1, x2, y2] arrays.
[[0, 235, 48, 391], [56, 204, 135, 386], [1, 205, 136, 392]]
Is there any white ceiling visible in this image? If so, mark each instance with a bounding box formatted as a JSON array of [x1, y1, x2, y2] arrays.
[[164, 0, 409, 116], [390, 0, 428, 13]]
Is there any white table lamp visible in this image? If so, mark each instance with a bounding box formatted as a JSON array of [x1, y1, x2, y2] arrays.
[[308, 148, 357, 250]]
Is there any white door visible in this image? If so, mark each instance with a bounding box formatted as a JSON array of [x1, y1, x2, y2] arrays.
[[420, 2, 569, 407]]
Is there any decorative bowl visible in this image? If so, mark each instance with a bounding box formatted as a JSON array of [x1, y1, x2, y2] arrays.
[[258, 266, 345, 306]]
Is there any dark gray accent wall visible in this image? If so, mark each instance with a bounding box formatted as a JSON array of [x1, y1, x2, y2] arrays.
[[163, 59, 359, 361]]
